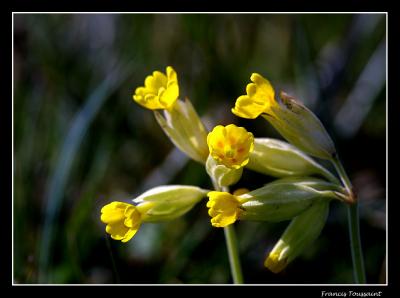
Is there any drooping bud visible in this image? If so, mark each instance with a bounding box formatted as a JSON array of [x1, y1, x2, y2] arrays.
[[264, 200, 330, 273]]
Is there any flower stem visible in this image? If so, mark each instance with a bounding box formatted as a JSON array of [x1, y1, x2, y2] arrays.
[[223, 224, 244, 284], [211, 181, 244, 284], [347, 202, 366, 283], [331, 155, 366, 284]]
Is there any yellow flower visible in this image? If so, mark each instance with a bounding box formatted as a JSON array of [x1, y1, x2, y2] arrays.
[[100, 201, 142, 243], [100, 185, 207, 242], [207, 124, 254, 169], [206, 191, 243, 227], [232, 73, 277, 119], [233, 73, 336, 160], [133, 66, 179, 110]]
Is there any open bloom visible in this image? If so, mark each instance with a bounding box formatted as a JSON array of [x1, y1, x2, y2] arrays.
[[233, 73, 336, 160], [133, 67, 208, 164], [207, 124, 254, 169], [206, 191, 243, 227], [100, 202, 143, 242], [101, 185, 208, 242], [231, 73, 277, 119], [206, 178, 344, 228], [133, 66, 179, 110]]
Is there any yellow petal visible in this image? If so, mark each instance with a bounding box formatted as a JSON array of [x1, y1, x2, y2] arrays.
[[100, 201, 142, 243], [211, 212, 237, 227], [145, 71, 167, 92], [246, 83, 258, 97], [206, 191, 242, 227], [121, 227, 139, 242], [159, 83, 179, 109], [250, 73, 275, 98], [132, 66, 179, 110], [166, 66, 178, 83], [124, 206, 142, 229], [133, 86, 146, 99], [101, 202, 127, 224], [107, 222, 130, 240], [232, 95, 265, 119], [232, 73, 276, 119], [207, 124, 254, 168]]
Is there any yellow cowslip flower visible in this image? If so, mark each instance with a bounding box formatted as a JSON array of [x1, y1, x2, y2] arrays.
[[133, 67, 208, 164], [207, 124, 254, 169], [206, 191, 243, 227], [206, 178, 343, 229], [233, 73, 336, 160], [100, 185, 208, 242], [231, 73, 277, 119], [133, 66, 179, 110], [100, 201, 148, 243]]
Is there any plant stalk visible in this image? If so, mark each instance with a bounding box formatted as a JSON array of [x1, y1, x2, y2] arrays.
[[211, 181, 244, 284], [332, 155, 366, 284], [223, 224, 244, 284]]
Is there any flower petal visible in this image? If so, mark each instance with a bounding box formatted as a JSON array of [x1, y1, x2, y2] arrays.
[[206, 191, 242, 227], [232, 73, 276, 119], [132, 67, 179, 110]]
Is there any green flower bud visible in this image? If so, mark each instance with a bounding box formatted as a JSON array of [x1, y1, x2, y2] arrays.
[[154, 98, 209, 164], [238, 177, 342, 222], [206, 155, 243, 188], [264, 200, 330, 273], [132, 185, 208, 221], [246, 138, 339, 183], [263, 91, 336, 160]]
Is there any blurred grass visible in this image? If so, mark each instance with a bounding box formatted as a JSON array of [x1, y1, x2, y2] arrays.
[[13, 13, 386, 284]]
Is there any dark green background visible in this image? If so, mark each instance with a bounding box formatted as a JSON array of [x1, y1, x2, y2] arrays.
[[13, 13, 386, 284]]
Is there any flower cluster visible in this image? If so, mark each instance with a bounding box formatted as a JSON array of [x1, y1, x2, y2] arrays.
[[99, 66, 354, 278]]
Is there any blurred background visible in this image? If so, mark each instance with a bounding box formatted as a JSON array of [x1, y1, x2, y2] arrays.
[[13, 13, 386, 284]]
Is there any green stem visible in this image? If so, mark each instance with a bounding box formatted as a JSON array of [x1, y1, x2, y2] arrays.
[[223, 225, 244, 284], [332, 155, 352, 194], [318, 164, 341, 185], [211, 181, 244, 284], [331, 155, 366, 284], [347, 202, 366, 283]]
